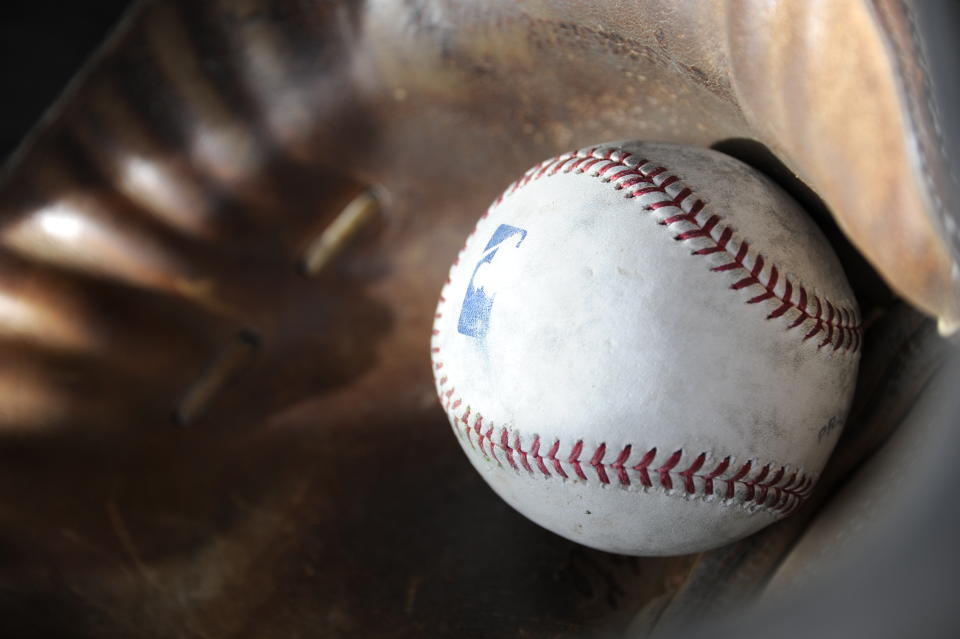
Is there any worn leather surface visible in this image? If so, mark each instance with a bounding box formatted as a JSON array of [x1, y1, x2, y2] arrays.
[[0, 1, 953, 637]]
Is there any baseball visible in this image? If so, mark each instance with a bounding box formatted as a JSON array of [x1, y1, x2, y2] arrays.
[[431, 141, 860, 556]]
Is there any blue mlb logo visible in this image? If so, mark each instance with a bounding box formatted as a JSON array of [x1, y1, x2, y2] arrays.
[[458, 224, 528, 338]]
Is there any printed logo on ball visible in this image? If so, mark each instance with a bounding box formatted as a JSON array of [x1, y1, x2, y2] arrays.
[[458, 224, 528, 339]]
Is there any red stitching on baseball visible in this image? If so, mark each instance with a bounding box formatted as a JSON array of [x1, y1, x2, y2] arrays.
[[567, 440, 587, 481], [483, 146, 863, 352], [631, 448, 655, 488], [727, 461, 753, 500], [679, 452, 706, 494], [429, 389, 814, 515], [590, 443, 610, 483], [548, 440, 568, 478], [703, 456, 730, 496], [611, 445, 632, 486]]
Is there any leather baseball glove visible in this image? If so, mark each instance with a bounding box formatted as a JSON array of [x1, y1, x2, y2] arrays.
[[0, 1, 956, 637]]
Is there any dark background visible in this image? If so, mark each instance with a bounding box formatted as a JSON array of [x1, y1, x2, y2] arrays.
[[1, 1, 132, 161]]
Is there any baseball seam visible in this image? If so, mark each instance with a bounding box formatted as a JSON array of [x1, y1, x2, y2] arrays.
[[492, 145, 862, 352], [430, 373, 814, 516]]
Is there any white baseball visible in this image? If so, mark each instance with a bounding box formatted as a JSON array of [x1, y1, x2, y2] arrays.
[[431, 141, 860, 556]]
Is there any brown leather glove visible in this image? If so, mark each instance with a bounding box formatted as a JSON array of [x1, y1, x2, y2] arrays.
[[0, 1, 956, 637]]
